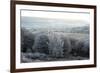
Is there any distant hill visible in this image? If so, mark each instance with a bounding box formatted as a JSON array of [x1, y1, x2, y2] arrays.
[[70, 25, 89, 33]]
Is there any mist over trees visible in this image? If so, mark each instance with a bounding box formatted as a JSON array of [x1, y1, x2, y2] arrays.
[[21, 27, 89, 63]]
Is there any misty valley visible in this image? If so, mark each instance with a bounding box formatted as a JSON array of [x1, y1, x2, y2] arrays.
[[21, 17, 90, 63]]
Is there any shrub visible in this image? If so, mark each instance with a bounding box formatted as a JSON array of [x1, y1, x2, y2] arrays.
[[32, 33, 49, 54], [71, 38, 89, 57], [21, 53, 33, 63], [80, 39, 89, 57], [21, 27, 34, 53]]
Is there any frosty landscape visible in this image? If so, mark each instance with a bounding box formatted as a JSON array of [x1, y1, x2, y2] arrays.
[[21, 17, 90, 63]]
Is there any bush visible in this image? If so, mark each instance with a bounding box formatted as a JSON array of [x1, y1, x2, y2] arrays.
[[80, 39, 89, 57], [21, 27, 34, 53], [70, 38, 89, 57], [32, 33, 49, 54], [21, 53, 33, 63]]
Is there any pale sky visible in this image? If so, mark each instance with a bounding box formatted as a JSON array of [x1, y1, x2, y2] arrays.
[[21, 10, 90, 23]]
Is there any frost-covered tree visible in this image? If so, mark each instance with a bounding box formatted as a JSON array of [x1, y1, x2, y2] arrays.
[[63, 37, 72, 57], [32, 33, 49, 54], [48, 32, 64, 58]]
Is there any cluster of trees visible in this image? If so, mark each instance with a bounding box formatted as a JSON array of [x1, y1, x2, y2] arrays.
[[21, 28, 89, 62]]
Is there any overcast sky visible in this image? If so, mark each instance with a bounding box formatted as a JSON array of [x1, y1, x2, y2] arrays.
[[21, 10, 90, 30], [21, 10, 90, 22]]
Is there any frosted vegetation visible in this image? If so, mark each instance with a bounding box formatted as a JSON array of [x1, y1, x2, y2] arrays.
[[21, 17, 90, 63]]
